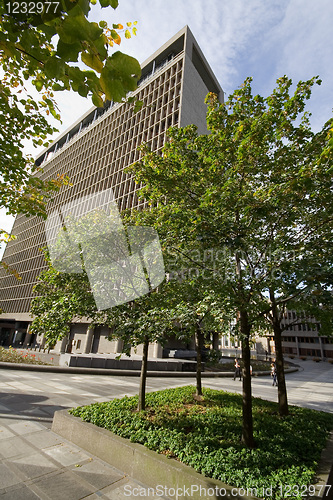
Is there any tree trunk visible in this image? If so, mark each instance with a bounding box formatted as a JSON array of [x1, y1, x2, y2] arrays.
[[274, 326, 289, 416], [240, 310, 256, 448], [269, 290, 289, 417], [212, 331, 219, 350], [138, 336, 149, 411], [195, 324, 204, 397]]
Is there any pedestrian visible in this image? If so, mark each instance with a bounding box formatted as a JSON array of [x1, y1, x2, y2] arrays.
[[271, 360, 277, 386], [233, 358, 241, 381]]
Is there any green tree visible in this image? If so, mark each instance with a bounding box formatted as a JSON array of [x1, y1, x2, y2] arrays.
[[30, 203, 170, 411], [165, 278, 229, 398], [263, 249, 333, 416], [0, 0, 140, 227], [29, 251, 101, 348], [128, 76, 333, 446], [105, 291, 172, 411], [30, 250, 171, 411]]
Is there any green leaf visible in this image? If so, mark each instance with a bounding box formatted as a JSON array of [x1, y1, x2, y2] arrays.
[[68, 66, 85, 91], [34, 80, 43, 91], [44, 57, 66, 79], [92, 35, 108, 62], [133, 100, 143, 113], [100, 76, 125, 102], [99, 51, 141, 101], [56, 39, 82, 62], [125, 30, 131, 39], [58, 12, 102, 45], [81, 52, 103, 73], [110, 0, 119, 8], [78, 84, 89, 97], [92, 93, 104, 108]]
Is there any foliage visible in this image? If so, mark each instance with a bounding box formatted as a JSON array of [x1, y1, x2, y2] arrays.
[[29, 250, 101, 346], [70, 385, 333, 500], [130, 75, 333, 330], [0, 0, 140, 108], [128, 75, 333, 443], [105, 293, 172, 351], [0, 0, 141, 225], [0, 346, 49, 364]]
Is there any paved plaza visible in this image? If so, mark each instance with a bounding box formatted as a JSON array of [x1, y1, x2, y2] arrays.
[[0, 359, 332, 499]]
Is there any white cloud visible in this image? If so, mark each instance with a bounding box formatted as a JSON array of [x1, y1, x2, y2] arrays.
[[263, 0, 333, 130]]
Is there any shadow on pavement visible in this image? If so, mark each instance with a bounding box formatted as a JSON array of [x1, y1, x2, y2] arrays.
[[0, 392, 70, 422]]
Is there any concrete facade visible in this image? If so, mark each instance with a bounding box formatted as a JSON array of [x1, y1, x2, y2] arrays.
[[0, 27, 223, 357]]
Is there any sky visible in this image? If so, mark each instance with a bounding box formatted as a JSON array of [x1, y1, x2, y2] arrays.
[[1, 0, 332, 258]]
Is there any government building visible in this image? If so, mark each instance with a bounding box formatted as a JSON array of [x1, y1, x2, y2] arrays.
[[0, 26, 223, 357]]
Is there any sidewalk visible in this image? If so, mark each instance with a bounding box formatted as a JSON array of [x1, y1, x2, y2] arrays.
[[0, 399, 168, 499]]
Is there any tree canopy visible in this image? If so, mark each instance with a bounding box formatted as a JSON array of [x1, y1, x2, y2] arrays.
[[0, 0, 141, 230], [128, 75, 333, 445]]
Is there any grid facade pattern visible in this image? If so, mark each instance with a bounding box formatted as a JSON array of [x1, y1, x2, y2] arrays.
[[0, 56, 184, 314], [0, 27, 223, 321]]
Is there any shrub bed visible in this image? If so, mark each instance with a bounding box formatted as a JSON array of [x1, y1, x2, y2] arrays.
[[70, 386, 333, 499], [0, 346, 49, 365]]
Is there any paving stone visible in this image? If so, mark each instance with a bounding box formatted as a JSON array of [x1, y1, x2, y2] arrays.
[[44, 443, 91, 467], [9, 452, 58, 480], [71, 459, 124, 489], [31, 470, 95, 500], [0, 436, 36, 459], [0, 484, 42, 500], [101, 479, 167, 499], [7, 420, 46, 435], [0, 426, 15, 440], [0, 463, 22, 489], [23, 429, 63, 449]]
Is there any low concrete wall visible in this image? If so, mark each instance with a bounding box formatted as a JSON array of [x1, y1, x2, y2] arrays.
[[59, 353, 196, 372], [52, 409, 258, 500]]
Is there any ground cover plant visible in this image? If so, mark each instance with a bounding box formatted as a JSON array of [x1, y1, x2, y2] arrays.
[[70, 386, 333, 500], [0, 346, 49, 365]]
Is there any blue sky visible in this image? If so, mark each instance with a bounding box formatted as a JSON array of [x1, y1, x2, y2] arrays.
[[1, 0, 332, 257]]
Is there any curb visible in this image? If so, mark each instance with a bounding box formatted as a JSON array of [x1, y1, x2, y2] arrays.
[[312, 431, 333, 499], [0, 361, 299, 377], [52, 409, 258, 500]]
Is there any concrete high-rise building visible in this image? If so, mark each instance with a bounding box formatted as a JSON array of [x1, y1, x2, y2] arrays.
[[0, 26, 223, 354]]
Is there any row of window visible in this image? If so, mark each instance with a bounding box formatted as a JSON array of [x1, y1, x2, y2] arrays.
[[283, 336, 333, 344], [39, 59, 183, 171], [0, 59, 184, 315], [281, 323, 320, 332]]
